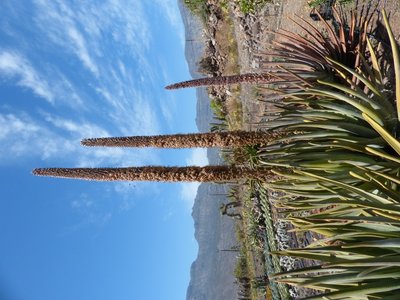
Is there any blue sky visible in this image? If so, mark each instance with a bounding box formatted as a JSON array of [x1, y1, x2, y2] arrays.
[[0, 1, 207, 299]]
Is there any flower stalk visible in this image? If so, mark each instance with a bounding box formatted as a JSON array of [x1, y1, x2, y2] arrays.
[[81, 131, 280, 148], [165, 73, 274, 90], [32, 166, 273, 182]]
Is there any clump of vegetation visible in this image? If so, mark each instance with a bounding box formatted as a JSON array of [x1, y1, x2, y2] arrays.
[[234, 221, 267, 300], [308, 0, 354, 7], [229, 183, 289, 300], [198, 56, 219, 75], [183, 0, 210, 20], [255, 9, 400, 298], [236, 0, 271, 14], [184, 0, 271, 17], [234, 248, 253, 299], [210, 98, 226, 120], [198, 59, 217, 75]]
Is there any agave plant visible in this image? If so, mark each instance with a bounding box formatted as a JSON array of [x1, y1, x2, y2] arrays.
[[166, 7, 375, 94], [253, 9, 400, 298], [163, 5, 400, 298]]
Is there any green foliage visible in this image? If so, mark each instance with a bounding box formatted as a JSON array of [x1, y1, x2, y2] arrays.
[[307, 0, 354, 7], [178, 2, 399, 298], [234, 249, 249, 278], [210, 99, 225, 120], [244, 145, 259, 168], [209, 98, 230, 133], [183, 0, 209, 21], [186, 0, 271, 15], [236, 0, 270, 14], [221, 145, 259, 166], [198, 56, 219, 75], [253, 8, 400, 298], [183, 0, 204, 12]]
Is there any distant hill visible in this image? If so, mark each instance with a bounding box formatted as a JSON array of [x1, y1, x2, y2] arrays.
[[177, 1, 238, 299]]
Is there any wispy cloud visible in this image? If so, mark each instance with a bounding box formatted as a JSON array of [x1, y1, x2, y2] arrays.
[[33, 0, 152, 77], [0, 112, 40, 141], [186, 148, 209, 166], [31, 0, 162, 136], [180, 148, 209, 208], [52, 73, 85, 108], [0, 0, 188, 227], [0, 1, 167, 167], [33, 0, 99, 76], [152, 0, 185, 43], [0, 111, 158, 169], [0, 50, 86, 109], [42, 113, 159, 167], [180, 183, 200, 208], [66, 26, 99, 77], [68, 193, 112, 229], [71, 193, 94, 209], [43, 113, 109, 138], [0, 51, 54, 103], [94, 82, 160, 136], [0, 112, 60, 160]]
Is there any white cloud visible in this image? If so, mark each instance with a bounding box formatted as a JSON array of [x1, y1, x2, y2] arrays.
[[0, 111, 158, 168], [66, 26, 99, 76], [0, 112, 61, 160], [0, 0, 187, 226], [0, 1, 165, 169], [180, 182, 200, 208], [43, 113, 109, 138], [0, 113, 39, 139], [153, 0, 184, 43], [71, 194, 93, 209], [33, 0, 152, 77], [0, 51, 85, 109], [94, 84, 160, 136], [52, 74, 85, 108], [186, 148, 209, 166], [29, 0, 164, 137], [160, 101, 173, 127], [33, 0, 100, 76], [0, 51, 54, 103], [69, 193, 112, 229], [179, 148, 209, 207]]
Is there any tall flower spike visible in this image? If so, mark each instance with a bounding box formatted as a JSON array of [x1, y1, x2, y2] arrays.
[[81, 131, 280, 148], [165, 73, 275, 90], [32, 166, 273, 182]]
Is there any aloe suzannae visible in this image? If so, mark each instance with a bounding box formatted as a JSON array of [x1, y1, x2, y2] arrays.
[[32, 5, 400, 298], [254, 9, 400, 298]]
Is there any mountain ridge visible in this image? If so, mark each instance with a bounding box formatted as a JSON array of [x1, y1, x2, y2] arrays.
[[177, 1, 238, 299]]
